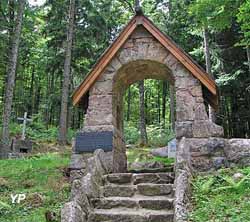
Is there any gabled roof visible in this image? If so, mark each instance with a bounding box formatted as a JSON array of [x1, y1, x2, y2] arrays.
[[73, 15, 218, 109]]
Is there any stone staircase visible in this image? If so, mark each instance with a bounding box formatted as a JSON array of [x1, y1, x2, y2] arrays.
[[88, 169, 175, 222]]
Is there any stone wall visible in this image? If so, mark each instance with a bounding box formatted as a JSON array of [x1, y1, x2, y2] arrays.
[[82, 25, 223, 173], [174, 138, 192, 222], [61, 150, 113, 222], [182, 138, 250, 172], [174, 137, 250, 222]]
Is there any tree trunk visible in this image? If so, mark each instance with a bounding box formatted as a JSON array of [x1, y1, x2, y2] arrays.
[[58, 0, 75, 145], [126, 86, 131, 121], [1, 0, 25, 149], [169, 84, 175, 131], [247, 46, 250, 74], [157, 81, 161, 124], [139, 80, 148, 146], [29, 65, 35, 115], [162, 81, 167, 127], [203, 27, 216, 122]]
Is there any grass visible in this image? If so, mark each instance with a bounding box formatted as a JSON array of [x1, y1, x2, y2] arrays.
[[190, 167, 250, 222], [126, 146, 174, 167], [0, 152, 71, 222]]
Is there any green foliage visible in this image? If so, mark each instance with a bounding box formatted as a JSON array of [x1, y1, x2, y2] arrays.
[[190, 167, 250, 222], [189, 0, 239, 31], [124, 123, 140, 145], [126, 147, 174, 166], [147, 125, 174, 147], [237, 0, 250, 46], [216, 70, 243, 86], [4, 113, 76, 143], [124, 123, 174, 147], [0, 152, 70, 222], [153, 156, 175, 166]]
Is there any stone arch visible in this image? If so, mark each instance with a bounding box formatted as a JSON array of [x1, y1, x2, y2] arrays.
[[112, 59, 174, 172], [78, 21, 223, 173], [83, 26, 223, 173]]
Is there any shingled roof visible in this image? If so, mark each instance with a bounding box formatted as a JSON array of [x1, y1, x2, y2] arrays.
[[72, 15, 218, 109]]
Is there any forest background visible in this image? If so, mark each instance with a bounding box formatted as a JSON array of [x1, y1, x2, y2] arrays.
[[0, 0, 250, 148]]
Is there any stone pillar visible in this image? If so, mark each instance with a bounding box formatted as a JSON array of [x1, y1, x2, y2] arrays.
[[174, 65, 224, 139], [82, 67, 127, 173], [112, 90, 127, 173]]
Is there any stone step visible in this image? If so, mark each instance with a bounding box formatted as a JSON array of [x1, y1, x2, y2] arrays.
[[133, 173, 175, 185], [88, 208, 174, 222], [137, 183, 173, 196], [102, 185, 136, 197], [103, 172, 175, 185], [92, 196, 174, 210], [129, 165, 174, 174], [102, 183, 173, 197], [103, 173, 132, 185]]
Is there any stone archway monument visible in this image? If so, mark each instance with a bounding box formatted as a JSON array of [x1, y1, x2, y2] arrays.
[[72, 14, 223, 173]]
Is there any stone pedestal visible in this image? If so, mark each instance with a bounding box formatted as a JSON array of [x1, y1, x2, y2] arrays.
[[11, 138, 32, 153]]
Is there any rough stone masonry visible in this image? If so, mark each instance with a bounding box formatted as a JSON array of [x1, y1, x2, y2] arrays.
[[82, 26, 223, 173], [61, 18, 250, 222]]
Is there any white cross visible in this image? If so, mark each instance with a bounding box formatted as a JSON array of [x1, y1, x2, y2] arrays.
[[17, 112, 32, 140]]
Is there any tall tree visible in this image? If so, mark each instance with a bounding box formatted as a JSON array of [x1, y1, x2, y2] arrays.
[[169, 84, 175, 131], [162, 81, 167, 127], [1, 0, 25, 148], [138, 80, 148, 146], [203, 27, 216, 122], [58, 0, 75, 145], [126, 86, 131, 121]]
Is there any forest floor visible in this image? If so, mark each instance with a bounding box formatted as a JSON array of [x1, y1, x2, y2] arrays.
[[126, 146, 174, 166], [0, 145, 71, 222], [190, 167, 250, 222], [1, 143, 249, 222]]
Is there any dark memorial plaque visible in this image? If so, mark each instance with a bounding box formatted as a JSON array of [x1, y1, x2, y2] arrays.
[[75, 131, 113, 153]]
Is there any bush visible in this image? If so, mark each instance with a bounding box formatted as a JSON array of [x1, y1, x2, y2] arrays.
[[147, 125, 175, 147], [124, 122, 175, 147], [124, 122, 140, 144], [3, 113, 76, 143]]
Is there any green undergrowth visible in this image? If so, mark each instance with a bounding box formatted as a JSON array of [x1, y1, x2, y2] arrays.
[[190, 167, 250, 222], [126, 147, 174, 166], [124, 123, 175, 147], [0, 152, 70, 222]]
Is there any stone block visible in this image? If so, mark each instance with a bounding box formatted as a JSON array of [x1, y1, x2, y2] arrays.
[[194, 103, 208, 120], [192, 120, 224, 138], [176, 90, 196, 121], [103, 185, 136, 197], [188, 138, 225, 155], [70, 154, 87, 169], [225, 139, 250, 165], [175, 76, 199, 90], [175, 121, 193, 138], [104, 173, 132, 184], [61, 201, 86, 222], [137, 184, 173, 196], [90, 79, 113, 95], [11, 138, 32, 153], [190, 85, 203, 97]]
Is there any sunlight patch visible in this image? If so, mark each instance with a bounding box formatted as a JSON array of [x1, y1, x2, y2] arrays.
[[28, 0, 46, 6]]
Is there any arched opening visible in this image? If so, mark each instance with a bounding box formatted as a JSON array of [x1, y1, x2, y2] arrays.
[[112, 60, 176, 172]]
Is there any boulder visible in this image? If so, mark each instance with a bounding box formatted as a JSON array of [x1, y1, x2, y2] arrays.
[[151, 147, 168, 157], [61, 201, 86, 222], [233, 173, 244, 182], [225, 139, 250, 165]]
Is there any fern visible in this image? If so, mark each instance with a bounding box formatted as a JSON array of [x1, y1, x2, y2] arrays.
[[0, 201, 11, 209]]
